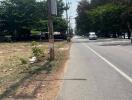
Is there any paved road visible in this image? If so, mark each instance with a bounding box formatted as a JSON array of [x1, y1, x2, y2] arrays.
[[57, 36, 132, 100]]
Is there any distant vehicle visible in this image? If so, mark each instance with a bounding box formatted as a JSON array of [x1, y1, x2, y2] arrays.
[[89, 32, 97, 40]]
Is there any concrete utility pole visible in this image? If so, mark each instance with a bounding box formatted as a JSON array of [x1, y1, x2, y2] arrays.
[[48, 0, 57, 60], [65, 0, 71, 42], [65, 2, 69, 34]]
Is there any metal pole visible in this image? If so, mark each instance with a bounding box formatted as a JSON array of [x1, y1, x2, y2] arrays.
[[48, 0, 54, 60]]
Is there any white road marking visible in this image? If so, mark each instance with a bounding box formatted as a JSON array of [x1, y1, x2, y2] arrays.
[[83, 43, 132, 83]]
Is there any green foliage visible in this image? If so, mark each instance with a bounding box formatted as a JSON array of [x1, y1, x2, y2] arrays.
[[31, 41, 44, 58], [19, 58, 28, 65], [76, 0, 92, 35], [57, 0, 65, 17], [53, 17, 68, 33], [88, 4, 126, 34], [91, 0, 132, 7], [76, 0, 132, 38], [0, 0, 68, 38], [32, 47, 43, 58], [31, 30, 41, 35], [31, 41, 38, 46], [0, 0, 37, 35], [34, 20, 48, 32]]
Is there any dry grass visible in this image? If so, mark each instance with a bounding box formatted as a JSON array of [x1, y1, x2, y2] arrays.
[[0, 41, 68, 98], [0, 43, 32, 94]]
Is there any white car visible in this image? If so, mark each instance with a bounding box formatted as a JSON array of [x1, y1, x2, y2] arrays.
[[89, 32, 97, 40]]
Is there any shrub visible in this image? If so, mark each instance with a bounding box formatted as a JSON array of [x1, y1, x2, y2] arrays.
[[31, 41, 44, 59], [19, 58, 28, 65]]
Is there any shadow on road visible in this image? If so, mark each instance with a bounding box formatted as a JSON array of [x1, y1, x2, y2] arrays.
[[100, 42, 131, 47], [72, 40, 90, 43], [34, 78, 87, 81]]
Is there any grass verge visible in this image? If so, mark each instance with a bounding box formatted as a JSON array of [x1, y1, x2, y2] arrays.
[[0, 41, 70, 100]]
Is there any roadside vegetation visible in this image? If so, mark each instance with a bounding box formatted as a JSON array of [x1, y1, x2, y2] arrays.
[[0, 41, 70, 99], [0, 0, 68, 41], [0, 0, 71, 99], [76, 0, 132, 39]]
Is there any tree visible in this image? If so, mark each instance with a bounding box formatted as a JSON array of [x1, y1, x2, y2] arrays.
[[76, 0, 132, 38], [76, 0, 91, 35], [34, 0, 67, 33], [91, 0, 131, 7], [88, 3, 126, 37], [0, 0, 68, 40], [57, 0, 65, 17], [0, 0, 37, 37], [53, 17, 68, 33], [121, 7, 132, 39]]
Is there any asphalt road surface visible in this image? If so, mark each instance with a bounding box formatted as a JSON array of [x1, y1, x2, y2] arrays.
[[57, 36, 132, 100]]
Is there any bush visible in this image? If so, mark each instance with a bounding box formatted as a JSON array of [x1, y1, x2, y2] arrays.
[[31, 41, 44, 58], [19, 58, 28, 65]]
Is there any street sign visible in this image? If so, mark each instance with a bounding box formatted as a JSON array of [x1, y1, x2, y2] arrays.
[[51, 0, 57, 15]]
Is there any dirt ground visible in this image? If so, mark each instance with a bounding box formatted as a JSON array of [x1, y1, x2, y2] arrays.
[[0, 41, 70, 100]]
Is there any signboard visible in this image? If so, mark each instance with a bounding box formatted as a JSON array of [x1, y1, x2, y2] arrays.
[[51, 0, 57, 15]]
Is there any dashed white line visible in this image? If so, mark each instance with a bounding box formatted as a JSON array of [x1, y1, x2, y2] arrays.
[[83, 43, 132, 84]]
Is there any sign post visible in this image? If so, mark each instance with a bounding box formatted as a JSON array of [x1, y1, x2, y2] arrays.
[[48, 0, 57, 60]]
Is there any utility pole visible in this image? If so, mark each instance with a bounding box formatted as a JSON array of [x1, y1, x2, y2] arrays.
[[66, 2, 69, 34], [65, 0, 71, 42], [48, 0, 57, 60]]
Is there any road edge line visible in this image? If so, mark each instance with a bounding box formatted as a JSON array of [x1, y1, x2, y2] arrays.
[[83, 43, 132, 83]]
